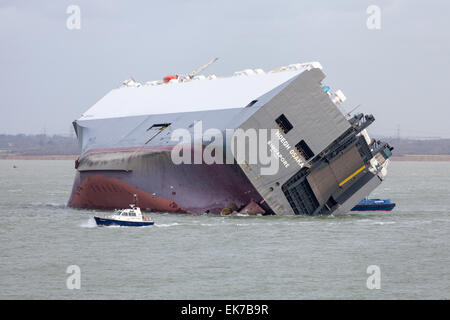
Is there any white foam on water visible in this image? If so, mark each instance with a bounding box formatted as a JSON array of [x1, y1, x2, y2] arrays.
[[234, 213, 250, 217], [235, 222, 260, 227], [154, 222, 180, 228], [199, 223, 224, 226], [80, 217, 97, 228], [372, 221, 396, 225]]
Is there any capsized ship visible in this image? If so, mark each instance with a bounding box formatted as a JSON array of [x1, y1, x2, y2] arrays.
[[68, 61, 393, 215]]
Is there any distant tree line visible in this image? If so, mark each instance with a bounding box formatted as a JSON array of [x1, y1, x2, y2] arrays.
[[381, 138, 450, 156], [1, 134, 450, 156], [0, 134, 78, 156]]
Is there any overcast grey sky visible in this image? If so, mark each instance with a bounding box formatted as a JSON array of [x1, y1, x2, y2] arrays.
[[0, 0, 449, 137]]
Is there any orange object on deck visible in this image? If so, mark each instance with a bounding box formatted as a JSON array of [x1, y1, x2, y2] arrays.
[[163, 75, 178, 83]]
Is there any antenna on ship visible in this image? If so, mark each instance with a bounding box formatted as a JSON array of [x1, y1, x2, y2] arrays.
[[183, 57, 219, 81]]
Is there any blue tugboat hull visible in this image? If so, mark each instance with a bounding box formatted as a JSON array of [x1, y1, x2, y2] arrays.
[[351, 199, 396, 211], [94, 216, 154, 227]]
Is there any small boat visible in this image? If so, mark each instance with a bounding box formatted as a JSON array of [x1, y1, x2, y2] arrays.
[[351, 198, 396, 211], [94, 194, 154, 227]]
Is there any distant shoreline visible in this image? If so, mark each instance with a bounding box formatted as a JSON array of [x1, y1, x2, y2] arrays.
[[0, 155, 78, 160], [390, 155, 450, 161], [2, 154, 450, 161]]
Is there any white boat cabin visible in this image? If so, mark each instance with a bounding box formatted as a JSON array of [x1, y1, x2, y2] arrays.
[[107, 205, 152, 222]]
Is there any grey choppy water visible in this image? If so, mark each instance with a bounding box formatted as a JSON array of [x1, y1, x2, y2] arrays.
[[0, 160, 448, 299]]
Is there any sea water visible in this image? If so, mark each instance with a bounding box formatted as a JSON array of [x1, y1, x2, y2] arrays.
[[0, 160, 448, 299]]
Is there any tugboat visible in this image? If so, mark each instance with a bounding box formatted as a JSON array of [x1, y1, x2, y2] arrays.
[[94, 195, 154, 226], [351, 198, 396, 211]]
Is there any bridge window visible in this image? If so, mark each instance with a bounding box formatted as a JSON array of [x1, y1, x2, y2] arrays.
[[295, 140, 314, 160], [275, 114, 293, 134]]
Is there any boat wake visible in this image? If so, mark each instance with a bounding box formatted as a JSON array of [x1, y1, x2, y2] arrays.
[[80, 217, 97, 228], [154, 222, 180, 228]]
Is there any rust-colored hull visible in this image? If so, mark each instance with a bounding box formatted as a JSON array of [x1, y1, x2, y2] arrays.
[[68, 149, 265, 214], [70, 174, 194, 213]]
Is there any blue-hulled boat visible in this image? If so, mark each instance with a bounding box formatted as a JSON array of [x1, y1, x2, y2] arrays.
[[351, 198, 396, 211], [94, 205, 154, 227]]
